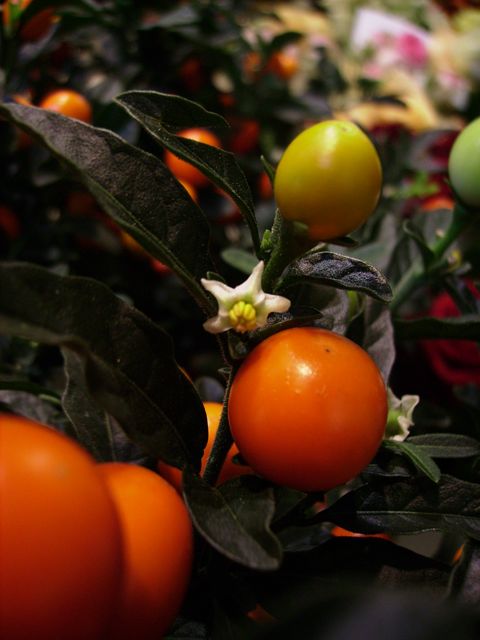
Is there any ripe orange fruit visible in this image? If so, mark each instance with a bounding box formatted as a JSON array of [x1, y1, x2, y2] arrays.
[[164, 127, 221, 188], [228, 327, 388, 492], [157, 402, 247, 491], [0, 414, 123, 640], [39, 89, 92, 123], [98, 463, 194, 640]]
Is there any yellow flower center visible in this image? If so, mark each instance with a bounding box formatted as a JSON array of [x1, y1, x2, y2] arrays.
[[228, 301, 257, 333]]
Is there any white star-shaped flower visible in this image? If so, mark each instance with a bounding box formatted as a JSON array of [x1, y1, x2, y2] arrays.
[[384, 388, 420, 442], [201, 260, 291, 334]]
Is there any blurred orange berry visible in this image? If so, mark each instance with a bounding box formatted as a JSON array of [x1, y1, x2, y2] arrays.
[[39, 89, 92, 123], [157, 401, 247, 492], [164, 128, 221, 188]]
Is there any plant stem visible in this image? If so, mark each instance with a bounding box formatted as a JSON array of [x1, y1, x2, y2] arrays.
[[202, 368, 236, 486], [261, 211, 297, 293], [390, 204, 474, 314]]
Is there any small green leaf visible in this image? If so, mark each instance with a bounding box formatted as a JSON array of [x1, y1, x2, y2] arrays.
[[384, 440, 441, 483], [408, 434, 480, 459], [115, 91, 260, 255], [221, 248, 258, 275], [183, 471, 283, 570], [275, 251, 392, 303]]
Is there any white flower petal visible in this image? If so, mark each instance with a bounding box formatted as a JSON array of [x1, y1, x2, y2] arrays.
[[200, 278, 235, 305], [233, 260, 265, 300], [200, 260, 291, 334], [385, 388, 420, 442], [202, 314, 231, 334], [256, 293, 291, 324]]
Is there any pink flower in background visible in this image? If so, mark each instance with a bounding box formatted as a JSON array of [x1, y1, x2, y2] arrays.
[[395, 33, 428, 67]]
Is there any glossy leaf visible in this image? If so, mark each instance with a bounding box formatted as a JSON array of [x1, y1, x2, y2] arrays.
[[115, 91, 260, 254], [182, 471, 283, 570], [0, 262, 207, 468], [316, 474, 480, 540], [275, 251, 392, 303], [0, 101, 214, 312]]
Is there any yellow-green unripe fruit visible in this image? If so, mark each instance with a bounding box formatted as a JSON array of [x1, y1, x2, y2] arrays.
[[274, 120, 383, 240], [448, 117, 480, 209]]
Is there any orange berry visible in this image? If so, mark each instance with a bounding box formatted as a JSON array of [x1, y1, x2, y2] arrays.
[[39, 89, 92, 123]]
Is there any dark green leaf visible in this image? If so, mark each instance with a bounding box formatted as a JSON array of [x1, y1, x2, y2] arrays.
[[221, 249, 258, 275], [164, 618, 208, 640], [326, 235, 359, 248], [408, 434, 480, 459], [0, 379, 60, 403], [20, 0, 100, 25], [182, 471, 283, 570], [115, 91, 260, 254], [260, 155, 275, 184], [275, 251, 392, 303], [0, 102, 214, 313], [142, 4, 198, 30], [394, 315, 480, 340], [61, 350, 114, 462], [447, 539, 480, 605], [266, 31, 303, 55], [0, 263, 207, 468], [249, 542, 450, 631], [383, 440, 441, 483], [316, 474, 480, 540], [258, 589, 477, 640], [402, 219, 434, 265], [347, 211, 400, 273], [250, 287, 350, 349], [360, 298, 395, 381]]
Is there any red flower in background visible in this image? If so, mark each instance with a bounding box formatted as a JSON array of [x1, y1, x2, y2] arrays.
[[422, 282, 480, 387]]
